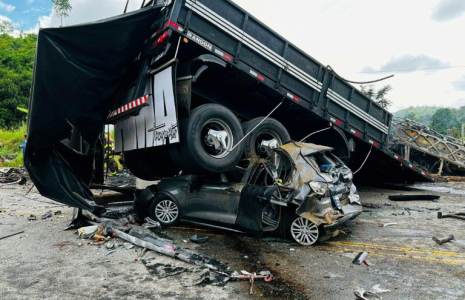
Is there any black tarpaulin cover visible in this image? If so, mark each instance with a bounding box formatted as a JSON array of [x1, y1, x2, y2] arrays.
[[26, 5, 166, 212]]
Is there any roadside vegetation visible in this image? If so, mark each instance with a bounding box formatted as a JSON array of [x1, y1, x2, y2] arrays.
[[0, 123, 27, 167]]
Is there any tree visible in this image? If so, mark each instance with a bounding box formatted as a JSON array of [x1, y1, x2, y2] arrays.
[[0, 34, 37, 128], [448, 127, 461, 139], [0, 20, 13, 35], [430, 108, 460, 135], [360, 84, 393, 109], [52, 0, 73, 27]]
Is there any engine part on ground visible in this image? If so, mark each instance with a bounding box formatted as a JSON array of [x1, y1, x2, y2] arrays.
[[241, 117, 290, 159], [169, 104, 244, 174], [388, 195, 440, 201], [125, 147, 180, 181], [432, 235, 454, 245]]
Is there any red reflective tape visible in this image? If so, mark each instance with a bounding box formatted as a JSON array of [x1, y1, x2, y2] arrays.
[[398, 157, 402, 162], [223, 53, 232, 61], [335, 120, 341, 126], [165, 20, 179, 30], [355, 131, 361, 137], [257, 74, 265, 81], [373, 142, 378, 147]]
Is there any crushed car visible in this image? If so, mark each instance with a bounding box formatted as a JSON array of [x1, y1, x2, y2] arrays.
[[135, 142, 362, 245]]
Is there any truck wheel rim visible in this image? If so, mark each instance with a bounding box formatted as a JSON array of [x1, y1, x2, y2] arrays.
[[202, 118, 233, 159], [155, 200, 179, 223], [291, 217, 319, 245], [256, 132, 281, 158]]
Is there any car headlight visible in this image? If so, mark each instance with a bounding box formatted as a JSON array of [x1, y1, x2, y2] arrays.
[[310, 182, 328, 196]]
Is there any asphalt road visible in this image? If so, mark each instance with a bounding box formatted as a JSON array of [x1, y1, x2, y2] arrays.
[[1, 182, 465, 299]]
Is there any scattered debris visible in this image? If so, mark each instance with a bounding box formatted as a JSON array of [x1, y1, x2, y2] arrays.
[[363, 203, 382, 209], [0, 168, 28, 185], [27, 214, 37, 221], [105, 250, 116, 256], [105, 242, 115, 249], [389, 195, 440, 201], [179, 268, 210, 287], [42, 211, 52, 219], [142, 217, 161, 229], [379, 223, 397, 227], [231, 270, 273, 294], [54, 211, 62, 215], [438, 212, 465, 221], [353, 252, 369, 265], [433, 235, 454, 245], [354, 284, 390, 299], [77, 226, 100, 238], [0, 231, 24, 240], [190, 234, 209, 244], [123, 243, 134, 250]]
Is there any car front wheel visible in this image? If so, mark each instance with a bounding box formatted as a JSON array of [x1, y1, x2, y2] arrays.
[[289, 216, 319, 246], [149, 195, 180, 226]]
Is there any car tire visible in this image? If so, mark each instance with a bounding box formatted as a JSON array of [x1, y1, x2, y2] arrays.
[[288, 215, 320, 246], [124, 147, 181, 181], [169, 104, 244, 174], [149, 195, 181, 226], [241, 118, 290, 159]]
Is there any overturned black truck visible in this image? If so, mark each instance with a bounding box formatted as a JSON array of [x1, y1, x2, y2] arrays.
[[26, 0, 431, 245]]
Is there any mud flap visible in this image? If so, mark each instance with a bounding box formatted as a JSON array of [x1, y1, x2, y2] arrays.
[[116, 63, 180, 152], [235, 185, 277, 237]]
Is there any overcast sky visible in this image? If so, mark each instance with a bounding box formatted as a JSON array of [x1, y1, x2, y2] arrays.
[[1, 0, 464, 112]]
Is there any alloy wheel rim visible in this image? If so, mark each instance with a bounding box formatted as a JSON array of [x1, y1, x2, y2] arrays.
[[291, 217, 319, 245], [155, 200, 179, 223], [202, 118, 234, 159]]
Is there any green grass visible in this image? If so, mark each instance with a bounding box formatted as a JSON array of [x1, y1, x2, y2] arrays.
[[0, 123, 27, 167]]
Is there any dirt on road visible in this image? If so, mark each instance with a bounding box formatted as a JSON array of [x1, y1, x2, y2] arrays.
[[1, 182, 465, 300]]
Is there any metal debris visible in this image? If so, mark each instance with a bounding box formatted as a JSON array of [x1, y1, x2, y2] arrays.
[[433, 235, 454, 245], [353, 252, 369, 265], [27, 214, 37, 221], [231, 270, 273, 294], [389, 195, 440, 201], [42, 211, 52, 219], [0, 231, 24, 240], [438, 212, 465, 220], [190, 234, 209, 244], [123, 243, 134, 250]]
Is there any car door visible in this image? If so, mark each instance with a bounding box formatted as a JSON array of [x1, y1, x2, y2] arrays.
[[183, 182, 241, 227]]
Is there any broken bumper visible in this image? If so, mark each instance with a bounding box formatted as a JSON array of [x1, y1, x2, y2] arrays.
[[323, 209, 362, 234]]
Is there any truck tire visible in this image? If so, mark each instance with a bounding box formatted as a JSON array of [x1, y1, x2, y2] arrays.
[[169, 104, 244, 174], [124, 147, 180, 181], [241, 118, 290, 159]]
